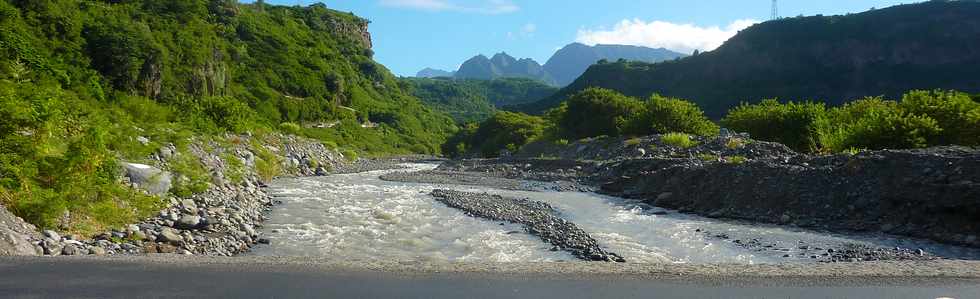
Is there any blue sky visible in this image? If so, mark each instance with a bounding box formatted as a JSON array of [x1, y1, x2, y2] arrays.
[[255, 0, 913, 76]]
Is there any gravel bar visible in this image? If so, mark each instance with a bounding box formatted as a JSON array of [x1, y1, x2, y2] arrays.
[[430, 189, 624, 262]]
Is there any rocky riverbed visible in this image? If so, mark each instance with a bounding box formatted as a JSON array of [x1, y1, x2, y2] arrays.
[[430, 189, 623, 262], [385, 134, 980, 262], [0, 134, 359, 257]]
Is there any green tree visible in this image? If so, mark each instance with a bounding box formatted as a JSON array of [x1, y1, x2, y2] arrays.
[[632, 94, 719, 136], [554, 87, 644, 139], [721, 99, 827, 152]]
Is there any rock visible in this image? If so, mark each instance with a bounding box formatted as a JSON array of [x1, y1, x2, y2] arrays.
[[88, 246, 107, 255], [780, 214, 792, 224], [122, 162, 172, 196], [175, 215, 202, 230], [42, 230, 61, 241], [61, 244, 79, 256], [158, 145, 175, 160], [257, 238, 271, 244], [132, 230, 149, 241], [157, 228, 182, 244], [41, 239, 62, 256], [636, 148, 646, 157], [656, 192, 673, 201], [136, 136, 150, 145], [156, 243, 177, 254]]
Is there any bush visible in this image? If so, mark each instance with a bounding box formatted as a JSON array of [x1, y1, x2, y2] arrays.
[[898, 90, 980, 145], [278, 122, 303, 136], [555, 88, 644, 139], [816, 97, 942, 152], [442, 111, 548, 158], [661, 133, 697, 148], [632, 94, 719, 136], [721, 99, 827, 152]]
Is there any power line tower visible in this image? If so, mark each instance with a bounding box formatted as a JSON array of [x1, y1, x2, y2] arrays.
[[771, 0, 779, 20]]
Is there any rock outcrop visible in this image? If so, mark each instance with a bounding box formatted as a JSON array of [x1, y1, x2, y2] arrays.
[[0, 204, 41, 256]]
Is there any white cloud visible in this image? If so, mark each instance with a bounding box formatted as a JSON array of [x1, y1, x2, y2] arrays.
[[576, 19, 759, 54], [379, 0, 519, 14]]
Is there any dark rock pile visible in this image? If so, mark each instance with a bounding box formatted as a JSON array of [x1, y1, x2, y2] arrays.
[[430, 189, 624, 262]]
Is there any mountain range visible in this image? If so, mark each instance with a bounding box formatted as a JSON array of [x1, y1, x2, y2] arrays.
[[512, 0, 980, 118], [416, 43, 687, 86]]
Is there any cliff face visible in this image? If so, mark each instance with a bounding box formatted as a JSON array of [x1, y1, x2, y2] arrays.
[[327, 17, 372, 49]]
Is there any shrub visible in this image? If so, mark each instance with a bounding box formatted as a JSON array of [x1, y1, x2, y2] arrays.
[[278, 122, 303, 136], [661, 133, 697, 148], [168, 150, 211, 197], [816, 97, 942, 152], [555, 88, 644, 139], [632, 94, 720, 136], [722, 99, 827, 152], [726, 156, 748, 164], [898, 90, 980, 145], [442, 112, 548, 158]]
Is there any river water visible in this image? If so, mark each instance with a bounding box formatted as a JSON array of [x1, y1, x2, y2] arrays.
[[250, 164, 980, 264]]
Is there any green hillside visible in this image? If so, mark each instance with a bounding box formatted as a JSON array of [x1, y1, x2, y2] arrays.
[[0, 0, 454, 232], [516, 1, 980, 118], [401, 77, 557, 123]]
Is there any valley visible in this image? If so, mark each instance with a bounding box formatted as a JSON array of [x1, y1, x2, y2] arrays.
[[1, 0, 979, 298]]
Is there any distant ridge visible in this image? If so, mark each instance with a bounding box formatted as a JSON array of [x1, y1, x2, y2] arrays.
[[416, 43, 687, 86]]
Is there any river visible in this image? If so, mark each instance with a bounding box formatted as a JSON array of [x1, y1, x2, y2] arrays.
[[250, 164, 980, 264]]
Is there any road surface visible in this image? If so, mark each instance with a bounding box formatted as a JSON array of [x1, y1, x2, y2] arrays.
[[0, 256, 977, 298]]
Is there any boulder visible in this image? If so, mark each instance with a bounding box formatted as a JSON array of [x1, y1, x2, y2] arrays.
[[175, 215, 202, 230], [157, 228, 182, 244], [0, 205, 41, 256], [122, 162, 172, 196]]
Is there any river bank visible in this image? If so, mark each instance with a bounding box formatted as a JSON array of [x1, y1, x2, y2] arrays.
[[381, 133, 980, 261], [0, 134, 422, 257]]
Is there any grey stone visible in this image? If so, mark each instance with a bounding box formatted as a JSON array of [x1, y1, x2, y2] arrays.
[[656, 192, 673, 201], [136, 136, 150, 145], [88, 246, 107, 255], [61, 244, 78, 256], [122, 162, 172, 196], [157, 228, 182, 244], [42, 230, 61, 241], [176, 215, 202, 229]]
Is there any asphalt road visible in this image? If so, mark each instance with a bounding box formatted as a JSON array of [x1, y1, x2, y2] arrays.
[[0, 257, 978, 299]]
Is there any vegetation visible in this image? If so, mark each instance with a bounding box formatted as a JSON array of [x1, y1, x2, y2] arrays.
[[553, 88, 644, 140], [0, 1, 455, 233], [401, 77, 557, 123], [635, 94, 719, 137], [722, 100, 827, 152], [442, 111, 548, 158], [725, 90, 979, 153], [661, 133, 697, 149], [517, 1, 980, 117]]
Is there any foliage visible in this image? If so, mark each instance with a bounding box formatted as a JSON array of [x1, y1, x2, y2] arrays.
[[898, 90, 980, 145], [661, 133, 697, 148], [816, 97, 942, 152], [0, 0, 455, 233], [633, 94, 719, 137], [725, 91, 976, 153], [553, 88, 644, 139], [401, 77, 557, 123], [721, 100, 827, 152], [442, 112, 548, 158]]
